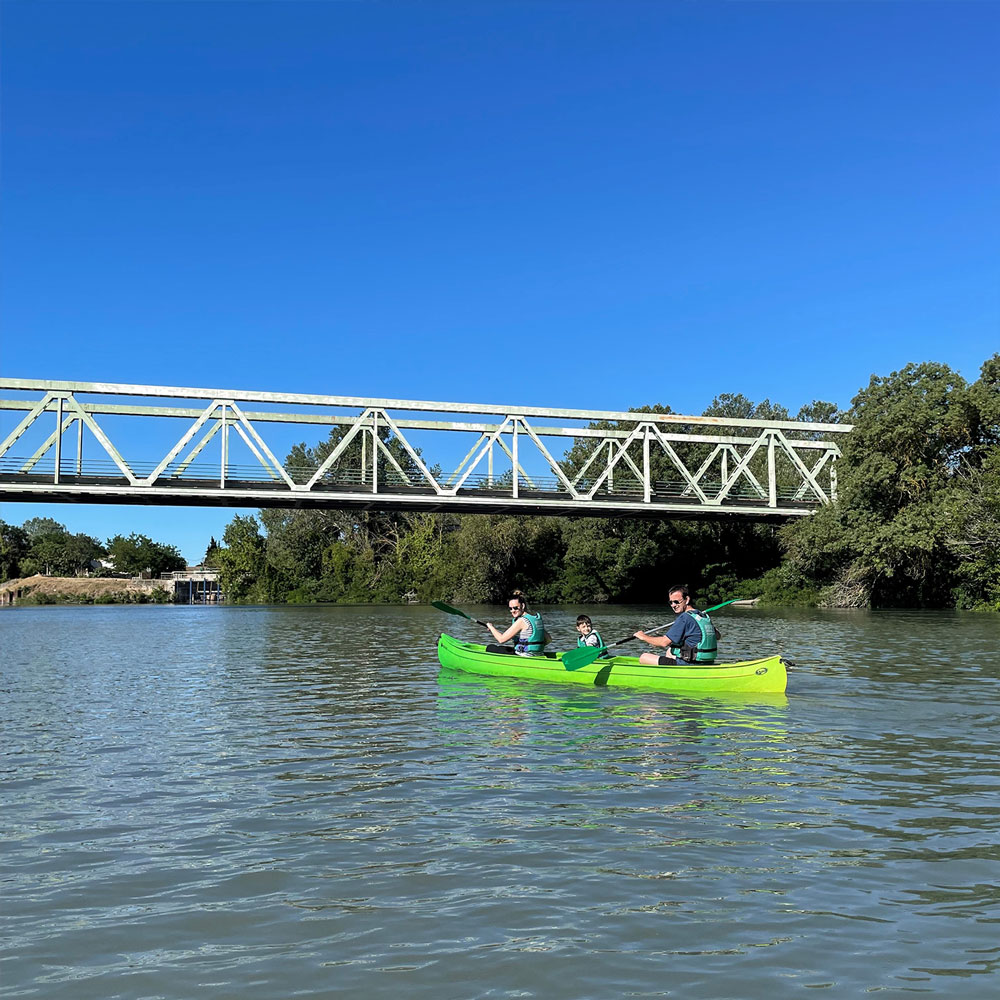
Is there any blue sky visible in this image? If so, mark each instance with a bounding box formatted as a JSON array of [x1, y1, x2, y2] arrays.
[[2, 0, 997, 562]]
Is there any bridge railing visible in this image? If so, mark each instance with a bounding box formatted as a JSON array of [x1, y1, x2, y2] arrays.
[[0, 379, 852, 519]]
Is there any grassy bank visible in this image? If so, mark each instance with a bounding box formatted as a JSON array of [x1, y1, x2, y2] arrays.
[[0, 575, 173, 606]]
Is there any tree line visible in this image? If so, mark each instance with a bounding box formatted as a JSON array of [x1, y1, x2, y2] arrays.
[[0, 517, 186, 581], [211, 354, 999, 611]]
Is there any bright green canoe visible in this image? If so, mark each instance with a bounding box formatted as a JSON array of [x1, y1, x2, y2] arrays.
[[437, 632, 788, 694]]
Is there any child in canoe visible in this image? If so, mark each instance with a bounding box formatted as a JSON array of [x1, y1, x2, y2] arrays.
[[575, 615, 610, 658]]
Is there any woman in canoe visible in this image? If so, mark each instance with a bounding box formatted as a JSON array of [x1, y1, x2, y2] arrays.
[[486, 590, 551, 657]]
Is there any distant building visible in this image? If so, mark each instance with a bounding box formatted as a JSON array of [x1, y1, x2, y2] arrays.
[[160, 567, 223, 604]]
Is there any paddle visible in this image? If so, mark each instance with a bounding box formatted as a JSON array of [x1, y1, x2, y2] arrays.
[[431, 600, 491, 630], [563, 598, 743, 672]]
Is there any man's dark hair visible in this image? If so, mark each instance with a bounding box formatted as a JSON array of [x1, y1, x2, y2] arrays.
[[667, 584, 690, 600]]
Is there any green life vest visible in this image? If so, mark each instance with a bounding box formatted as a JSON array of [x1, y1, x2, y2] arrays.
[[671, 609, 718, 663], [515, 611, 546, 655], [577, 630, 608, 657]]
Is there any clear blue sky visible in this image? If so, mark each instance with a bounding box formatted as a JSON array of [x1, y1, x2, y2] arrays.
[[2, 0, 997, 562]]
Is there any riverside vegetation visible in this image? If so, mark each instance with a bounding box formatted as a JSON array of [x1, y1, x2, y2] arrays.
[[2, 355, 996, 611], [0, 522, 185, 604], [211, 355, 1000, 612]]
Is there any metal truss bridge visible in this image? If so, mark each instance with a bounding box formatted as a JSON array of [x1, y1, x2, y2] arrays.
[[0, 379, 851, 521]]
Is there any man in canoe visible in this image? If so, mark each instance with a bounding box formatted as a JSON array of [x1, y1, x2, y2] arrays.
[[635, 585, 719, 665], [486, 590, 551, 656]]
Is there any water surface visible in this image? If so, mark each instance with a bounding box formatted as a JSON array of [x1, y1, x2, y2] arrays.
[[2, 604, 999, 998]]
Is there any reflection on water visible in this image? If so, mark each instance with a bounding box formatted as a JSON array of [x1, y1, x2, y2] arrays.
[[1, 603, 999, 998]]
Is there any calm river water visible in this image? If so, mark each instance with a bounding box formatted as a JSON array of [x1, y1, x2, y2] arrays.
[[2, 604, 999, 999]]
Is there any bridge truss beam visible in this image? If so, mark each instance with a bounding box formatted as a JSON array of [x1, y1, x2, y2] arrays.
[[0, 379, 851, 521]]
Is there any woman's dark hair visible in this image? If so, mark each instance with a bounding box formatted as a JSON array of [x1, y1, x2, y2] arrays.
[[509, 590, 528, 608]]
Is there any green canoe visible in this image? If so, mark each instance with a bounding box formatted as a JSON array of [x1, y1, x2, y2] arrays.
[[437, 632, 788, 694]]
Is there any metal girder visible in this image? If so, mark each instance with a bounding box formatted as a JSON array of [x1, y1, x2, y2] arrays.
[[0, 378, 851, 520]]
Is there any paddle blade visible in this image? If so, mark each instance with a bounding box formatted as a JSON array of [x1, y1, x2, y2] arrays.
[[431, 600, 471, 620], [562, 645, 606, 671]]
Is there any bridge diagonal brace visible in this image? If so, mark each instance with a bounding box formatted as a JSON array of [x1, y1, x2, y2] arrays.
[[230, 423, 279, 481], [145, 401, 221, 485], [683, 439, 765, 502], [0, 392, 56, 460], [378, 410, 444, 493], [792, 448, 835, 501], [446, 433, 487, 487], [772, 429, 833, 502], [20, 414, 78, 472], [681, 443, 723, 496], [583, 425, 645, 500], [649, 426, 710, 503], [576, 436, 644, 490], [517, 420, 581, 498], [304, 408, 374, 491], [447, 417, 514, 493], [60, 394, 139, 484], [495, 428, 538, 491], [228, 402, 297, 489], [713, 433, 769, 503], [173, 421, 222, 476], [617, 447, 645, 484], [570, 438, 613, 489], [724, 443, 768, 499], [680, 443, 765, 498], [372, 430, 413, 486]]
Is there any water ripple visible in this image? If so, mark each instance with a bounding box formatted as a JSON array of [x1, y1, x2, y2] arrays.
[[2, 604, 999, 998]]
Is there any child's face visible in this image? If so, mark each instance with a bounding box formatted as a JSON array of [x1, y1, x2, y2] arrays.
[[576, 622, 592, 636]]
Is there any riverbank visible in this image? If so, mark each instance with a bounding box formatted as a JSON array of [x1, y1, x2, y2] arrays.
[[0, 574, 172, 606]]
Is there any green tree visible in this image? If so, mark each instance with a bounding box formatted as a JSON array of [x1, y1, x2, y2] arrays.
[[259, 508, 345, 589], [216, 515, 285, 602], [22, 516, 67, 540], [203, 536, 222, 567], [447, 514, 566, 603], [947, 354, 1000, 609], [782, 361, 981, 607], [378, 512, 452, 602], [106, 533, 185, 576], [18, 521, 105, 577], [0, 521, 30, 581], [795, 399, 848, 428]]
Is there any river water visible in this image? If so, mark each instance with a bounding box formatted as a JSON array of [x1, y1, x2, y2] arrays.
[[2, 604, 999, 999]]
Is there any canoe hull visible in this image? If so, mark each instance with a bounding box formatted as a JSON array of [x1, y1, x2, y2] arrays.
[[437, 633, 787, 694]]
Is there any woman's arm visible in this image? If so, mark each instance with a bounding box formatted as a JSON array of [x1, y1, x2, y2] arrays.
[[488, 618, 526, 644]]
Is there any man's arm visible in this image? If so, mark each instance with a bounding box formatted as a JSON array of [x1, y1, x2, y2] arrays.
[[636, 616, 686, 650], [634, 630, 671, 648]]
